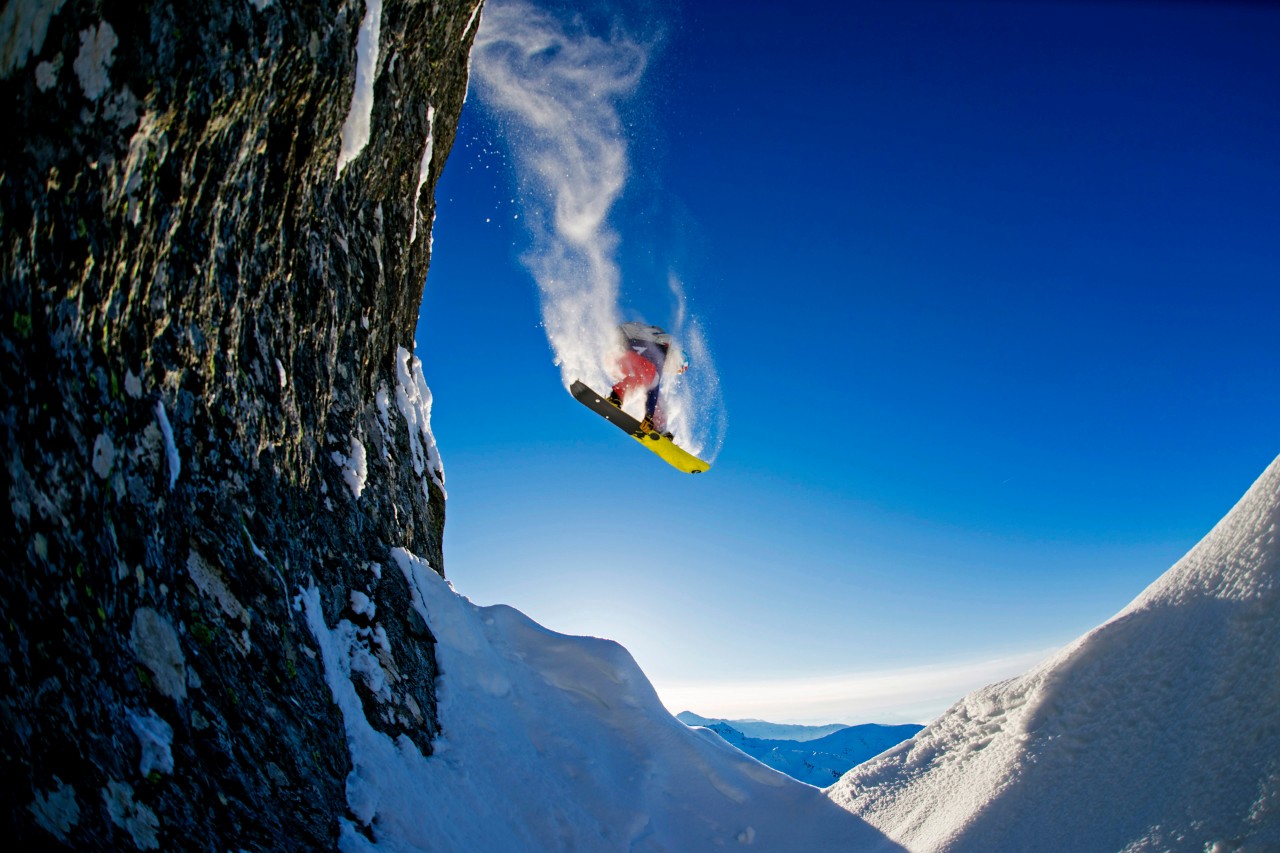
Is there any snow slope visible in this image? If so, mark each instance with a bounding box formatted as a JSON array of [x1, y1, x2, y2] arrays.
[[304, 548, 904, 851], [829, 455, 1280, 852], [700, 721, 924, 788]]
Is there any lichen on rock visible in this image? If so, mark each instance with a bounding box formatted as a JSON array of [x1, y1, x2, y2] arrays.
[[130, 607, 187, 701]]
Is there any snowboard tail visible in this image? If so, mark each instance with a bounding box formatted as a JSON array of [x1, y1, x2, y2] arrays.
[[570, 380, 711, 474]]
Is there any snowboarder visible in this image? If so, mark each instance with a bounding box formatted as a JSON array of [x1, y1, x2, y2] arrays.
[[568, 322, 704, 473], [607, 322, 687, 435]]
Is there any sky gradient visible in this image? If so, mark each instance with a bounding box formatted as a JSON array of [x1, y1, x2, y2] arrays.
[[416, 0, 1280, 723]]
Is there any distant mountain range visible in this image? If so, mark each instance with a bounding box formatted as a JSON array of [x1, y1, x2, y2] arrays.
[[677, 712, 923, 788], [675, 712, 854, 742]]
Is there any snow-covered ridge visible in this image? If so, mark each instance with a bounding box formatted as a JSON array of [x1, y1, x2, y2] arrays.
[[303, 547, 905, 851], [829, 454, 1280, 852]]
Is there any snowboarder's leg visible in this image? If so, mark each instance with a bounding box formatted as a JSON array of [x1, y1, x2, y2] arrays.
[[612, 351, 658, 408], [641, 387, 668, 434]]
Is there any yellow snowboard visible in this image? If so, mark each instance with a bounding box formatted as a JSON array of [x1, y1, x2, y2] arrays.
[[570, 381, 711, 474]]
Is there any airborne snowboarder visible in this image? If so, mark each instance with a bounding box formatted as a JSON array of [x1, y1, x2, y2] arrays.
[[569, 321, 706, 474], [607, 321, 686, 436]]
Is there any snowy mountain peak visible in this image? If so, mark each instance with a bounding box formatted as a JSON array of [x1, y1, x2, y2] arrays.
[[829, 454, 1280, 852]]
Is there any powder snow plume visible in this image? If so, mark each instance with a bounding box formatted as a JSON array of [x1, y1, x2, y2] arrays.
[[662, 273, 726, 459], [470, 0, 725, 459]]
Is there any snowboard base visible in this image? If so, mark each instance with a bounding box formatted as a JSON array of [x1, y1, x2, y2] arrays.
[[570, 380, 711, 474]]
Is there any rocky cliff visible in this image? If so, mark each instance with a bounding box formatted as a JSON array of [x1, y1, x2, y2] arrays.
[[1, 0, 478, 847]]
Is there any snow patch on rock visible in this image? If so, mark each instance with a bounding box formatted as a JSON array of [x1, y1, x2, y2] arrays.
[[335, 0, 383, 176], [461, 2, 483, 43], [332, 436, 368, 499], [350, 589, 375, 619], [409, 105, 436, 245], [392, 346, 444, 498]]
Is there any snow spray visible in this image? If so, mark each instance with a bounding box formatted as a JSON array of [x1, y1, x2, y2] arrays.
[[469, 0, 726, 460]]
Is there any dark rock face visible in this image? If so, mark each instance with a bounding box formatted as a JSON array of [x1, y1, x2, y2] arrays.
[[1, 0, 477, 847]]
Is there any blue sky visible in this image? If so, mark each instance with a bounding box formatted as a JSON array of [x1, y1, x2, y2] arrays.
[[416, 0, 1280, 723]]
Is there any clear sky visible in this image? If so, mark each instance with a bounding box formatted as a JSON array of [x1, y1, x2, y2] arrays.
[[415, 0, 1280, 724]]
